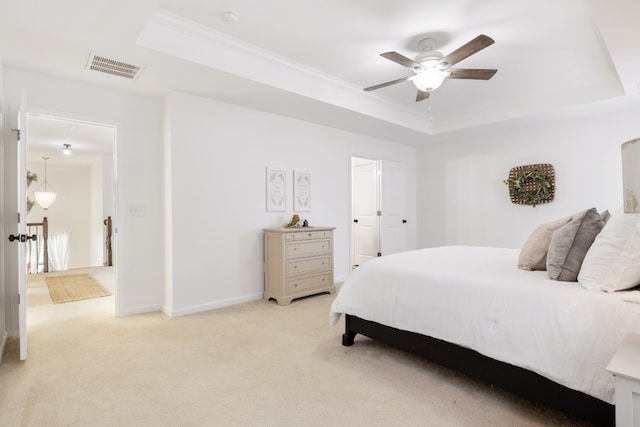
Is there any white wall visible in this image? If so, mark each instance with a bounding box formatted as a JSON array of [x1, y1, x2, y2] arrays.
[[4, 68, 164, 316], [165, 91, 417, 316], [417, 106, 640, 249], [89, 155, 104, 266]]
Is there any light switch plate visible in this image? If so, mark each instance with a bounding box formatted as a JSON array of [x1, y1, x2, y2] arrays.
[[127, 204, 145, 216]]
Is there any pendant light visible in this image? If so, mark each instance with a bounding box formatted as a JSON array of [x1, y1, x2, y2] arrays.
[[34, 157, 56, 210]]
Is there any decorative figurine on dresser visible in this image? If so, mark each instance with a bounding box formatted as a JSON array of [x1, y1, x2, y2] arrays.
[[263, 221, 336, 305]]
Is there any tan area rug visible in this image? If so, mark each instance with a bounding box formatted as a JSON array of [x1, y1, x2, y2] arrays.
[[45, 274, 111, 304]]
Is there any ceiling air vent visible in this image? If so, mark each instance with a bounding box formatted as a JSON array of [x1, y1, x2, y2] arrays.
[[86, 53, 143, 80]]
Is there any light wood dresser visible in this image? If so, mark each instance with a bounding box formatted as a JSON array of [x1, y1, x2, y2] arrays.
[[263, 226, 336, 305]]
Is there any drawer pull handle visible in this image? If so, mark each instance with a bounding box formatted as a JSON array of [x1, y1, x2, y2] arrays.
[[294, 283, 298, 287], [294, 265, 298, 269], [293, 248, 297, 251]]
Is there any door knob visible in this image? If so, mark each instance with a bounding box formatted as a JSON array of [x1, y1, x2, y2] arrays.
[[7, 234, 36, 242], [353, 219, 358, 223]]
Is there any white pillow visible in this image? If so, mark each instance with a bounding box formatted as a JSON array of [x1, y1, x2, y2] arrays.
[[578, 213, 640, 292], [517, 215, 573, 271]]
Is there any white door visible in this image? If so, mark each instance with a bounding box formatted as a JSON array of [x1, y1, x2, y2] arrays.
[[5, 91, 29, 360], [352, 158, 379, 267], [380, 160, 407, 256]]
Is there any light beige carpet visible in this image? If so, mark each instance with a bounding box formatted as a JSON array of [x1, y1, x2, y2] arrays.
[[45, 273, 111, 304], [1, 278, 597, 426]]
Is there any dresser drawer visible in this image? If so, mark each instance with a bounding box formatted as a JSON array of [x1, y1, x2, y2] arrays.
[[285, 229, 332, 240], [287, 255, 331, 277], [286, 239, 331, 258], [287, 273, 332, 293]]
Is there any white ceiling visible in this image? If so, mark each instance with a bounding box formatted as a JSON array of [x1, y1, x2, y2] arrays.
[[26, 115, 115, 164], [2, 0, 640, 150]]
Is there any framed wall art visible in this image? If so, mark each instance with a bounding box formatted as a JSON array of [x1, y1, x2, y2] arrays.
[[504, 163, 555, 207], [266, 167, 287, 212], [294, 170, 312, 212]]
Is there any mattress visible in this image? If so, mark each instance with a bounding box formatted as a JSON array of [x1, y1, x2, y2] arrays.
[[330, 245, 640, 403]]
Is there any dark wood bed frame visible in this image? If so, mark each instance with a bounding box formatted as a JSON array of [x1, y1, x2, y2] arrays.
[[342, 314, 614, 426]]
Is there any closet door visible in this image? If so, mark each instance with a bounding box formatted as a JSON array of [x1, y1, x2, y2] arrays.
[[380, 160, 407, 256], [352, 158, 379, 267]]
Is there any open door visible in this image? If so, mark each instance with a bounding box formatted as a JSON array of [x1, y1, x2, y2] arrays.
[[352, 157, 379, 267], [5, 90, 29, 360]]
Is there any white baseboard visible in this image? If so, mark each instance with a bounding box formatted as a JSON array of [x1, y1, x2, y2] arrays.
[[163, 293, 264, 318], [117, 304, 163, 317]]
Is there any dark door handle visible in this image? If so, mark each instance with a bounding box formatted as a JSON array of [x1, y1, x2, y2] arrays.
[[402, 219, 407, 224], [353, 219, 358, 223], [7, 234, 36, 242]]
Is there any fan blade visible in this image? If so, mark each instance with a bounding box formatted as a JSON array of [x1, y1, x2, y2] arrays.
[[380, 52, 423, 71], [438, 34, 495, 67], [363, 75, 413, 92], [416, 90, 430, 102], [447, 68, 497, 80]]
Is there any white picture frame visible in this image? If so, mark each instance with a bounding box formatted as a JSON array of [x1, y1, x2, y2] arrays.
[[266, 167, 287, 212], [294, 171, 312, 212]]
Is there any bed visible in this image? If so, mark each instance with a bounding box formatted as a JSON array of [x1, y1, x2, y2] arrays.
[[330, 245, 640, 426]]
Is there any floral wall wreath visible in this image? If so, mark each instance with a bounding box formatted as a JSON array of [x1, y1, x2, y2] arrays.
[[504, 164, 555, 207]]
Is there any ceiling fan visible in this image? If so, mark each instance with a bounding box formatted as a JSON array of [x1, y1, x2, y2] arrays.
[[364, 34, 497, 102]]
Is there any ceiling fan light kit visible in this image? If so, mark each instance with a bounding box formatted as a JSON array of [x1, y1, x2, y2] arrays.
[[364, 34, 497, 102], [412, 68, 451, 92], [413, 50, 443, 68]]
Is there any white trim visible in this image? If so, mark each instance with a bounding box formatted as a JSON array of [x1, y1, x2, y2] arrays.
[[118, 304, 164, 317], [162, 293, 264, 318], [139, 9, 432, 135]]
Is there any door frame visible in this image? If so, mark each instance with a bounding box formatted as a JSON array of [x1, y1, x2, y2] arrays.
[[19, 109, 119, 356], [18, 91, 27, 360], [350, 156, 408, 270], [26, 112, 118, 274]]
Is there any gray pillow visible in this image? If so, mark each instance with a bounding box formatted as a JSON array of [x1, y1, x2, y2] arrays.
[[547, 208, 607, 281]]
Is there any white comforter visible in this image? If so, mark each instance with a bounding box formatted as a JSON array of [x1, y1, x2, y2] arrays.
[[330, 246, 640, 403]]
